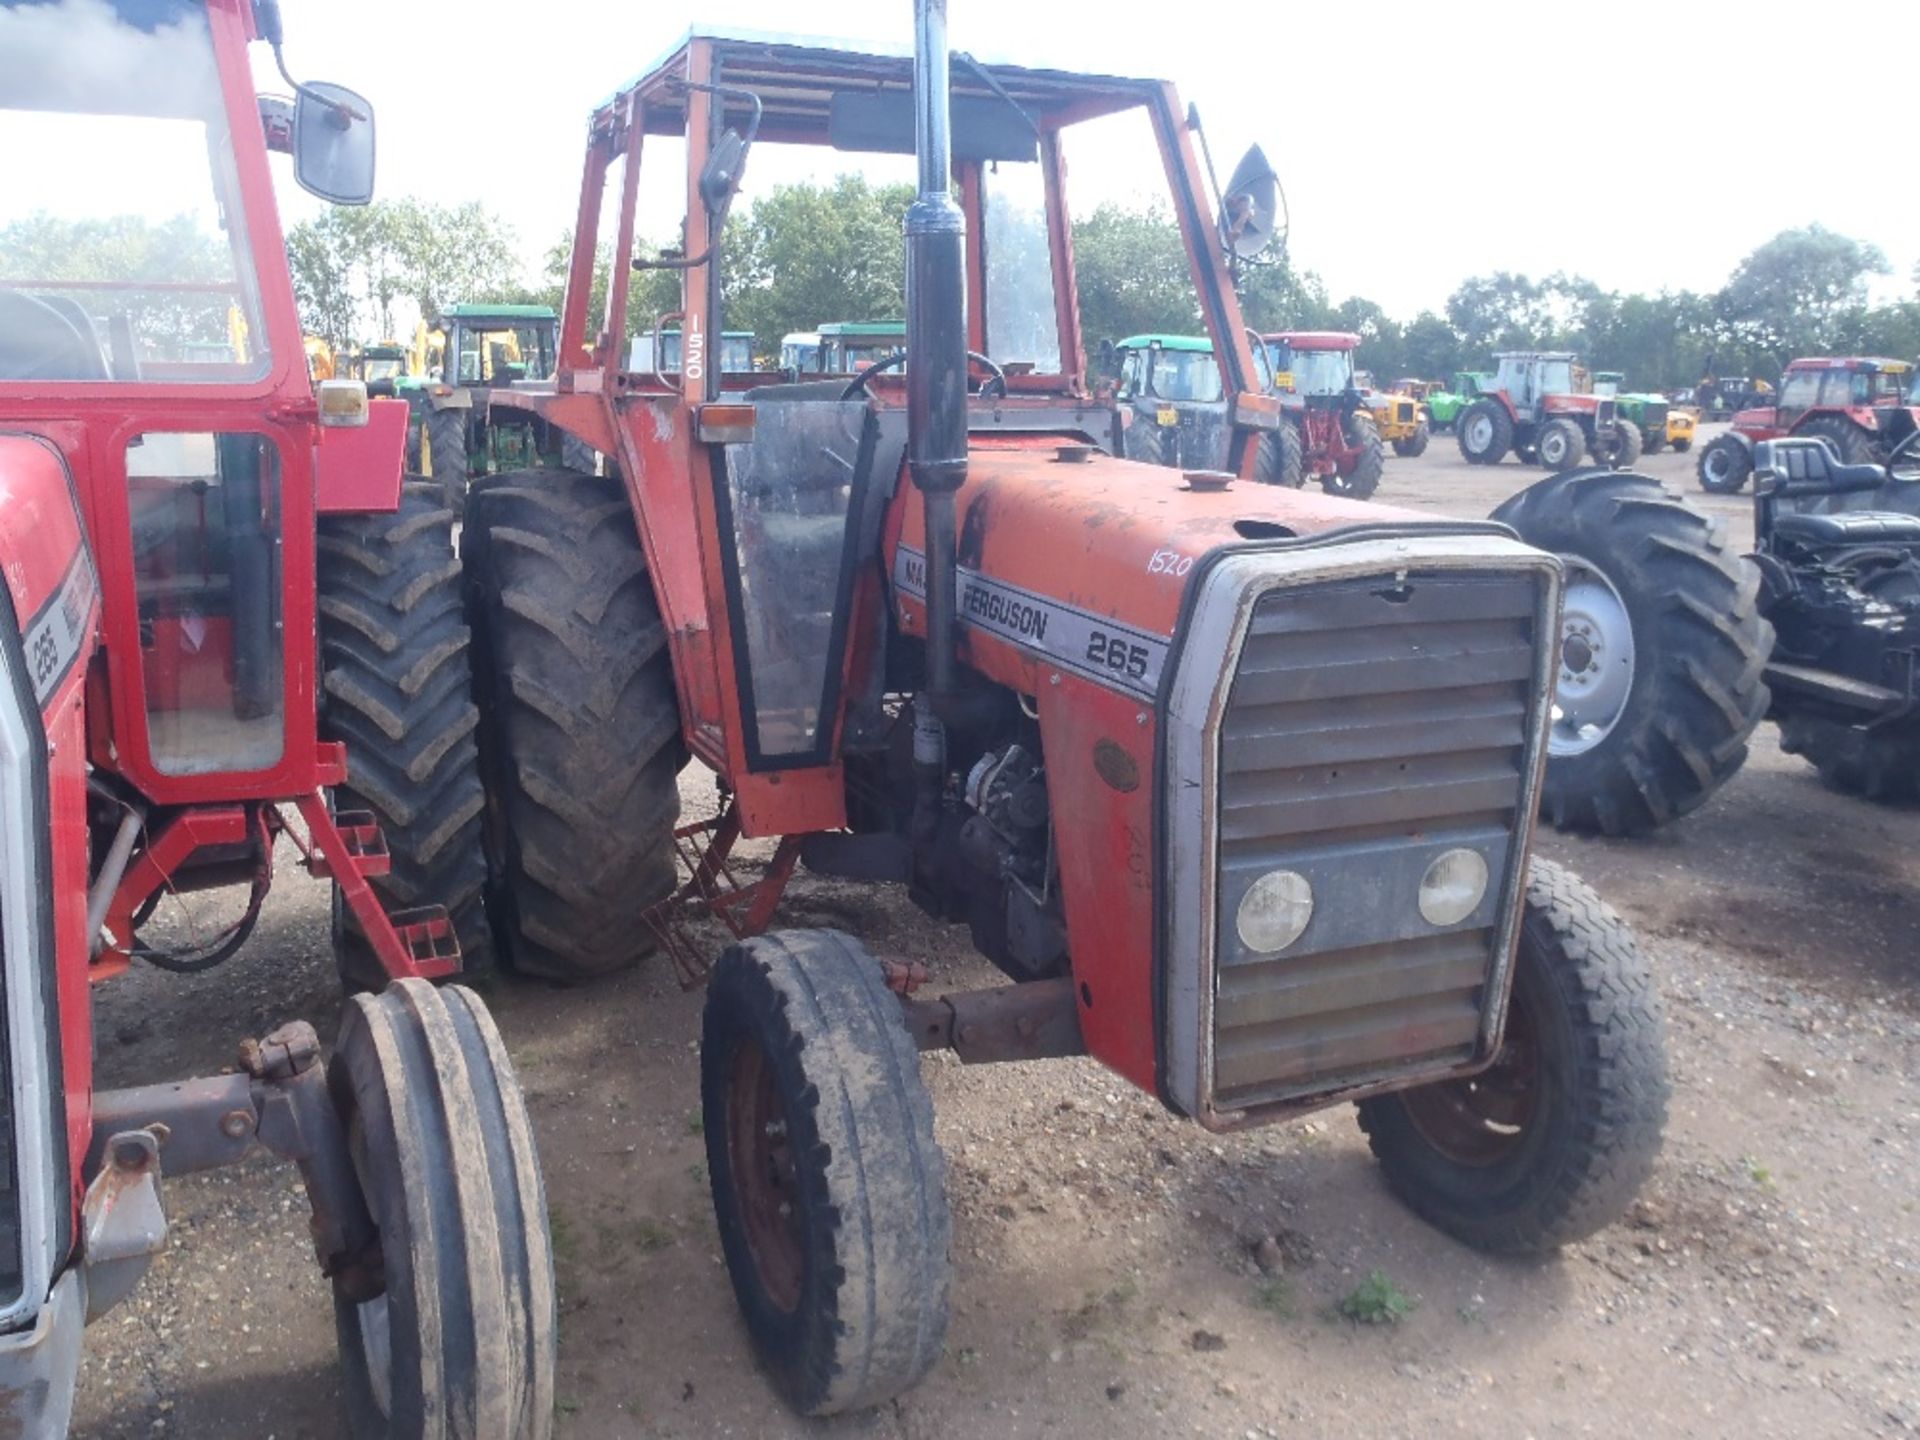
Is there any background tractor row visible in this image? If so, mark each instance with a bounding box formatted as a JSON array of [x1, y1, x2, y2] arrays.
[[1590, 370, 1693, 453], [1695, 356, 1918, 493]]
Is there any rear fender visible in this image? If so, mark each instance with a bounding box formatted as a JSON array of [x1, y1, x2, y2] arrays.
[[313, 396, 408, 515]]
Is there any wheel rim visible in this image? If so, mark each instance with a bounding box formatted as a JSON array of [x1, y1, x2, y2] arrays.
[[345, 1113, 395, 1420], [1548, 559, 1635, 757], [1400, 977, 1542, 1166], [1541, 431, 1567, 466], [726, 1036, 805, 1313], [1703, 447, 1732, 485], [1464, 413, 1492, 451]]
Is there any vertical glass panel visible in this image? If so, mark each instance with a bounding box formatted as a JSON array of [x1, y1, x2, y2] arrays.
[[127, 432, 284, 775], [722, 402, 868, 759], [982, 160, 1061, 373]]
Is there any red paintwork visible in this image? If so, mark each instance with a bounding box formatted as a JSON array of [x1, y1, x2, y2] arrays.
[[313, 398, 409, 515], [0, 434, 102, 1243], [1264, 331, 1360, 353]]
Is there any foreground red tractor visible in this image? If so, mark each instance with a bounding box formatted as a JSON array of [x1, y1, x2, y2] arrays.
[[473, 8, 1671, 1417], [0, 2, 551, 1433], [1456, 351, 1640, 471], [1262, 330, 1386, 497], [1695, 356, 1919, 493]]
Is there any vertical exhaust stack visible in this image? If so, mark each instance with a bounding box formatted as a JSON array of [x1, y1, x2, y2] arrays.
[[907, 0, 968, 703]]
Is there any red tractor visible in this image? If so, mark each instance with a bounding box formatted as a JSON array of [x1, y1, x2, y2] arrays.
[[469, 10, 1671, 1418], [1261, 330, 1386, 497], [1455, 351, 1641, 471], [1695, 356, 1919, 493], [0, 3, 551, 1434]]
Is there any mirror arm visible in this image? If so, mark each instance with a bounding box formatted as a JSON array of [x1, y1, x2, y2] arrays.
[[633, 81, 763, 274]]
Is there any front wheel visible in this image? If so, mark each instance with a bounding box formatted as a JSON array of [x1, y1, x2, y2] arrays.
[[1391, 421, 1430, 458], [1534, 417, 1586, 473], [1695, 433, 1752, 493], [1356, 858, 1669, 1256], [1671, 436, 1692, 454], [702, 930, 951, 1417], [1254, 420, 1305, 487], [1323, 413, 1383, 498], [330, 981, 556, 1438]]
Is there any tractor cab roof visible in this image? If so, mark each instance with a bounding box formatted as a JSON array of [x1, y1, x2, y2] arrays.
[[1784, 356, 1910, 373], [1116, 334, 1214, 353], [438, 304, 558, 323], [818, 321, 907, 336], [611, 25, 1162, 140], [1262, 331, 1360, 352], [1495, 351, 1578, 362]]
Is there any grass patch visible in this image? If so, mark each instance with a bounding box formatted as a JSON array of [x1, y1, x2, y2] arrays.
[[1252, 1277, 1293, 1317], [1336, 1270, 1415, 1326]]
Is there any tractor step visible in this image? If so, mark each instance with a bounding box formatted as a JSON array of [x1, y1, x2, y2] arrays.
[[301, 810, 392, 882], [388, 906, 461, 980]]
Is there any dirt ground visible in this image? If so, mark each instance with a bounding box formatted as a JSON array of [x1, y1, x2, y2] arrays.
[[70, 430, 1920, 1439]]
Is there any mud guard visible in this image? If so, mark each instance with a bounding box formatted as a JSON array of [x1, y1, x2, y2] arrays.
[[313, 395, 409, 515]]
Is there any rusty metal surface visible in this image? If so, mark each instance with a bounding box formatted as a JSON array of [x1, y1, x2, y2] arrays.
[[79, 1129, 168, 1323], [641, 798, 805, 988], [903, 977, 1083, 1064]]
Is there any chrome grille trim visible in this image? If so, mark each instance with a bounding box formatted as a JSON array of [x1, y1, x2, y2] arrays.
[[1164, 535, 1561, 1129]]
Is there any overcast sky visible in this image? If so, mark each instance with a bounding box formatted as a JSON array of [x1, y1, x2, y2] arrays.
[[271, 0, 1916, 318]]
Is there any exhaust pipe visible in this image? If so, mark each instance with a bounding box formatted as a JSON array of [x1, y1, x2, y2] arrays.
[[906, 0, 968, 703]]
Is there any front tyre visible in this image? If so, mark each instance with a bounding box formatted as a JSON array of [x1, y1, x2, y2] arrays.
[[1356, 858, 1669, 1256], [1323, 412, 1383, 498], [423, 407, 471, 511], [1255, 420, 1306, 487], [1695, 433, 1752, 493], [331, 981, 556, 1439], [1391, 420, 1430, 458], [1535, 417, 1585, 473], [702, 930, 951, 1417], [1491, 470, 1770, 835]]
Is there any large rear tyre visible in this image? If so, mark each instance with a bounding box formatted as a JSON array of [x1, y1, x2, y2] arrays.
[[1695, 433, 1752, 493], [1456, 399, 1512, 465], [1391, 420, 1430, 458], [702, 930, 951, 1416], [462, 469, 684, 983], [1491, 470, 1771, 835], [424, 408, 471, 512], [1255, 419, 1306, 487], [1323, 412, 1383, 498], [330, 980, 556, 1439], [318, 482, 490, 991], [1799, 414, 1884, 465], [1356, 859, 1668, 1256]]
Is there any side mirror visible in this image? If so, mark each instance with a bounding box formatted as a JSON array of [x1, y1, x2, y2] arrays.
[[294, 82, 376, 206], [699, 129, 749, 213], [1217, 144, 1283, 261]]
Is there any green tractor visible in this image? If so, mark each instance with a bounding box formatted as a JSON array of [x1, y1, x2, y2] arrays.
[[1424, 370, 1493, 432], [1590, 371, 1676, 454], [415, 303, 567, 505]]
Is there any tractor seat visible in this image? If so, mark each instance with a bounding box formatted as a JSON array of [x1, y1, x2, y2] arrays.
[[1772, 511, 1920, 546]]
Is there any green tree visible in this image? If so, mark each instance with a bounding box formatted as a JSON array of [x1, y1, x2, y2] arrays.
[[2, 211, 232, 351], [1717, 225, 1890, 366], [723, 176, 915, 354], [1070, 202, 1203, 347]]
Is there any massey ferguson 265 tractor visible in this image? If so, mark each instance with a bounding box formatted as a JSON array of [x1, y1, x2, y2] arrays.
[[1456, 351, 1643, 472], [0, 3, 551, 1435], [470, 7, 1670, 1416]]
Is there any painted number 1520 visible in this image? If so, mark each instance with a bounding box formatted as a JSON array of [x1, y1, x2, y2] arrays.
[[1148, 548, 1194, 577]]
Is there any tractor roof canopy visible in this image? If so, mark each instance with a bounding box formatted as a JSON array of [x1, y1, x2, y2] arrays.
[[1116, 334, 1214, 353], [818, 321, 907, 336], [1495, 351, 1578, 362], [440, 304, 558, 323], [1784, 356, 1909, 373], [1264, 331, 1360, 352]]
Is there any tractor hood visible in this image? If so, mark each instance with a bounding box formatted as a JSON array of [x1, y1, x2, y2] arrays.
[[886, 444, 1511, 701]]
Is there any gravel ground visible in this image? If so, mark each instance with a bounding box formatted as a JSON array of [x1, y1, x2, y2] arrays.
[[69, 431, 1920, 1438]]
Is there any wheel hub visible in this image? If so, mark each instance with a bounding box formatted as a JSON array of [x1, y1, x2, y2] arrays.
[[1465, 414, 1492, 450], [1548, 559, 1636, 757], [727, 1037, 805, 1313], [1401, 982, 1542, 1166]]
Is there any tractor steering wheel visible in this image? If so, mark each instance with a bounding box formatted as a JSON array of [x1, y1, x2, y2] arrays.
[[840, 349, 1008, 402]]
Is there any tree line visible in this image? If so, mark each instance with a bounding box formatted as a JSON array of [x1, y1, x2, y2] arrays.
[[275, 180, 1919, 390]]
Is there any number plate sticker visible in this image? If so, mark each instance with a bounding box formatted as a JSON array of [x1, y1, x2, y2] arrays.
[[893, 545, 1170, 700], [1156, 406, 1179, 427]]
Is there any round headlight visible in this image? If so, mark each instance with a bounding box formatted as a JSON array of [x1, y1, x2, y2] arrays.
[[1419, 848, 1489, 927], [1236, 869, 1314, 954]]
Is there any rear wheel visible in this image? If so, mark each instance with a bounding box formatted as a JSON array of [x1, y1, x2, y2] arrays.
[[331, 980, 555, 1439], [1799, 414, 1883, 465], [463, 469, 684, 983], [1589, 417, 1643, 468], [1456, 399, 1512, 465], [1778, 714, 1920, 801], [1695, 433, 1752, 493], [1391, 421, 1430, 458], [318, 482, 490, 991], [1535, 418, 1586, 473], [1255, 419, 1306, 487], [424, 407, 471, 511], [702, 930, 951, 1416], [1357, 858, 1668, 1256], [1671, 437, 1693, 454], [1643, 428, 1666, 455], [1323, 412, 1383, 498], [1491, 470, 1771, 835]]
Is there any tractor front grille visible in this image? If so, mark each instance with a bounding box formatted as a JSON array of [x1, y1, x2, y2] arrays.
[[1161, 538, 1560, 1126]]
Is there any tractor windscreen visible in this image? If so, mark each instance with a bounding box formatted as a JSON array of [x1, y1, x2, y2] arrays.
[[1139, 349, 1223, 403], [1271, 346, 1352, 397], [454, 325, 556, 385], [0, 0, 271, 384]]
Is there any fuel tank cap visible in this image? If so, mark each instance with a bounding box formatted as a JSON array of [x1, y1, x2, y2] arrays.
[[1181, 469, 1235, 492]]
